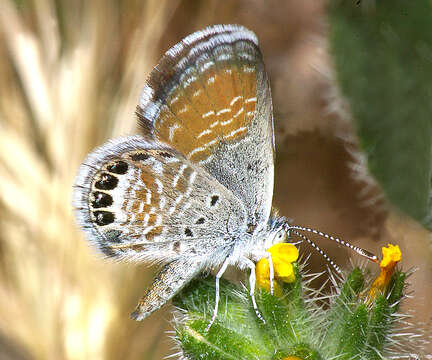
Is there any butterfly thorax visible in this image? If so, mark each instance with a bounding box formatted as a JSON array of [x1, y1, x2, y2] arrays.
[[227, 215, 287, 268]]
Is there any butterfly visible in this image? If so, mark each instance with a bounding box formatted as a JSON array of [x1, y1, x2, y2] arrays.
[[73, 24, 377, 326]]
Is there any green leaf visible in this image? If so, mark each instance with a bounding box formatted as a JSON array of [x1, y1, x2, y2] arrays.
[[364, 271, 406, 358], [336, 304, 369, 358], [321, 267, 364, 354], [173, 267, 411, 359], [328, 0, 432, 226], [173, 278, 271, 360], [255, 264, 307, 344]]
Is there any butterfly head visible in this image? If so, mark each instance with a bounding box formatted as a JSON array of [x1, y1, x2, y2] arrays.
[[263, 216, 289, 250]]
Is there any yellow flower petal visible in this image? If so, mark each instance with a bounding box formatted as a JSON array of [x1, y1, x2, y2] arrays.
[[380, 243, 402, 268], [255, 243, 299, 295], [368, 244, 402, 300], [256, 257, 270, 283], [276, 263, 295, 283], [255, 257, 283, 296], [268, 243, 299, 263], [268, 243, 298, 283]]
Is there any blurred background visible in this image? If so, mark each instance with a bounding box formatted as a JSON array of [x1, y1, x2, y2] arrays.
[[0, 0, 430, 359]]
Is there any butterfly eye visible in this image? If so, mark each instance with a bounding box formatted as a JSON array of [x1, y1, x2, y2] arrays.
[[276, 229, 287, 243]]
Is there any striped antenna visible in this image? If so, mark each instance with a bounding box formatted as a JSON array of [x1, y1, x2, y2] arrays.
[[290, 229, 342, 274], [284, 224, 379, 272]]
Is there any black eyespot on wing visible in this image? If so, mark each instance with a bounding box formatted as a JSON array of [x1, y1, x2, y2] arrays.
[[107, 160, 128, 174], [195, 217, 205, 225], [159, 151, 173, 158], [91, 191, 113, 208], [94, 211, 115, 226], [247, 160, 260, 172], [247, 223, 257, 234], [95, 173, 118, 190], [100, 245, 117, 257], [210, 195, 219, 206], [104, 229, 122, 243], [184, 228, 193, 237], [173, 241, 181, 253], [130, 152, 150, 161]]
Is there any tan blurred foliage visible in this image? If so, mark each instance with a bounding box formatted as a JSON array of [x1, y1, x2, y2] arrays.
[[0, 0, 430, 359]]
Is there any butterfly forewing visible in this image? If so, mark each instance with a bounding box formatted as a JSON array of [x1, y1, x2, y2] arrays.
[[73, 136, 247, 263], [139, 24, 274, 233]]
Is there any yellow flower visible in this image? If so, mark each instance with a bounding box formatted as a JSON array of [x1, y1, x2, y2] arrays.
[[256, 243, 299, 295], [368, 244, 402, 299], [282, 357, 303, 360]]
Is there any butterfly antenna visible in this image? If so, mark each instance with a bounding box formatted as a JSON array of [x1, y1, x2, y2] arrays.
[[289, 228, 342, 274], [288, 225, 379, 263]]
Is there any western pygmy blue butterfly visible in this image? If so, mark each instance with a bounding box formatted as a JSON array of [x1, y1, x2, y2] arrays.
[[73, 24, 377, 326]]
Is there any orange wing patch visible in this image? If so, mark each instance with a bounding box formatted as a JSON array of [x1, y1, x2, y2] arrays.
[[135, 28, 274, 227], [154, 61, 257, 163], [116, 150, 194, 243]]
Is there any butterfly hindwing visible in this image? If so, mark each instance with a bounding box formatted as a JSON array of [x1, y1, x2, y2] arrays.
[[73, 136, 247, 263]]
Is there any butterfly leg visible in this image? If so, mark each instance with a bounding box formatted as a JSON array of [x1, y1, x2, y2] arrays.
[[241, 257, 266, 323], [265, 251, 274, 295], [206, 256, 231, 331], [130, 257, 203, 321], [252, 250, 275, 295]]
